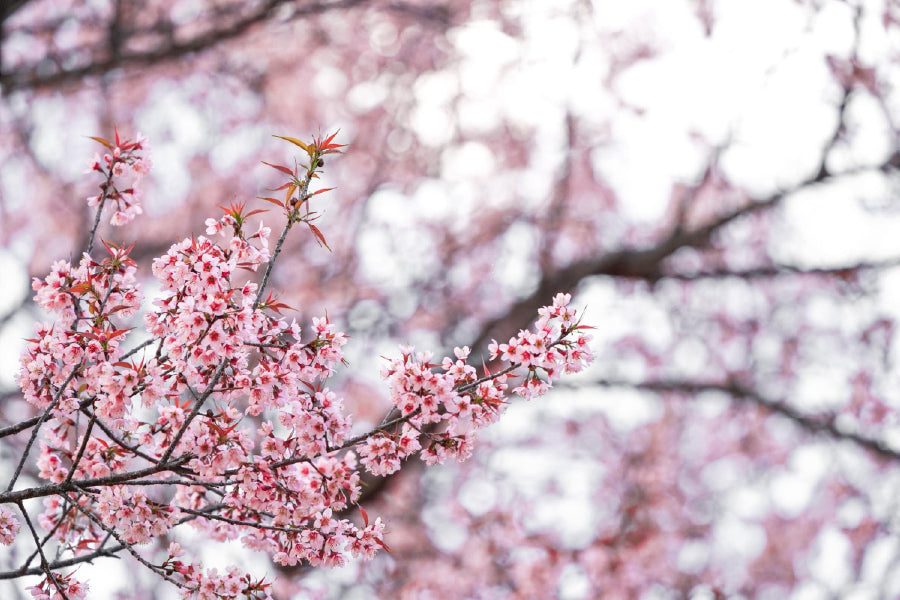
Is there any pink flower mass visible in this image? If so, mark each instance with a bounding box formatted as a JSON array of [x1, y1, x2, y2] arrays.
[[0, 134, 593, 598]]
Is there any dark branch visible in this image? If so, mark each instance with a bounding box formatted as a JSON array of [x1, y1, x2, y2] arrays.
[[0, 542, 126, 580], [1, 0, 368, 92], [0, 0, 30, 26], [594, 378, 900, 462], [469, 152, 899, 354], [0, 0, 453, 93]]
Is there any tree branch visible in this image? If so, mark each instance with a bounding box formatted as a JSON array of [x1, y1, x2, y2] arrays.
[[1, 0, 367, 93], [469, 153, 899, 354], [593, 378, 900, 462]]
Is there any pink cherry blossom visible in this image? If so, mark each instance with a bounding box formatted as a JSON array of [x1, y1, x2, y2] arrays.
[[0, 505, 19, 545], [0, 132, 592, 598]]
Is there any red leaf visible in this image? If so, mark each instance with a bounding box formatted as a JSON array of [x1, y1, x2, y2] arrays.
[[285, 183, 298, 206], [257, 196, 285, 208], [320, 131, 340, 147], [360, 506, 369, 527], [89, 136, 112, 149], [272, 135, 310, 153], [107, 328, 132, 340], [261, 161, 295, 176], [307, 223, 331, 251], [317, 130, 346, 153]]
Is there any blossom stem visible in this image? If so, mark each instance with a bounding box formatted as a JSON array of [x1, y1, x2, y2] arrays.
[[86, 166, 116, 255]]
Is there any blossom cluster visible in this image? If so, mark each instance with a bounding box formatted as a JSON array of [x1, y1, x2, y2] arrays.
[[0, 505, 19, 545], [27, 571, 89, 600], [358, 292, 594, 473], [19, 242, 142, 423], [85, 131, 152, 225], [490, 292, 593, 398], [2, 133, 593, 599], [161, 543, 272, 600]]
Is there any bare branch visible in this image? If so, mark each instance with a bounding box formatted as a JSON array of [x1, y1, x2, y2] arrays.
[[469, 153, 899, 354], [593, 378, 900, 462], [1, 0, 369, 92]]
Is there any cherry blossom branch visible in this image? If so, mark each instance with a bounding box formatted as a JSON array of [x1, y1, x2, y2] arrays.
[[177, 507, 307, 535], [157, 359, 228, 464], [254, 142, 328, 307], [5, 365, 82, 492], [0, 456, 193, 503], [254, 190, 306, 309], [68, 486, 188, 591], [80, 408, 159, 464], [61, 414, 98, 486], [1, 394, 110, 440], [324, 411, 419, 455], [0, 131, 591, 597], [0, 414, 45, 439], [0, 540, 126, 580], [313, 336, 576, 458], [120, 338, 157, 361], [86, 166, 117, 255], [15, 501, 71, 600], [17, 498, 102, 577], [104, 478, 236, 488]]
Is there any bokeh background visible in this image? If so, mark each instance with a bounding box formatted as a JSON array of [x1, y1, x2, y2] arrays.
[[2, 0, 900, 598]]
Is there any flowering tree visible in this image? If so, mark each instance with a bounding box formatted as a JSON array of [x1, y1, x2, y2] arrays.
[[0, 131, 593, 598], [3, 0, 900, 598]]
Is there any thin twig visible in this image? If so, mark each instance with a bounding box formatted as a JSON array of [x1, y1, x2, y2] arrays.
[[17, 501, 71, 599], [6, 365, 83, 492], [68, 486, 189, 592], [158, 359, 228, 463]]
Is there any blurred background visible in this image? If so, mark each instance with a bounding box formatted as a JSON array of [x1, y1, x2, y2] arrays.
[[2, 0, 900, 598]]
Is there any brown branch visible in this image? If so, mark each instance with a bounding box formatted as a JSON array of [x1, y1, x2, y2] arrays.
[[0, 0, 30, 25], [68, 486, 189, 591], [469, 152, 899, 354], [636, 258, 900, 282], [0, 540, 126, 580], [1, 0, 369, 93], [15, 501, 70, 598], [594, 378, 900, 462], [0, 455, 192, 503]]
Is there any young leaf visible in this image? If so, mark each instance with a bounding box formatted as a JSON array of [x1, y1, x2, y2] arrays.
[[309, 187, 335, 198], [88, 136, 113, 149], [272, 135, 311, 153], [307, 223, 331, 251], [257, 196, 286, 208], [261, 161, 295, 176]]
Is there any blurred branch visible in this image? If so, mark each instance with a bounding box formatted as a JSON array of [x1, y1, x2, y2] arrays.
[[0, 0, 30, 25], [641, 258, 900, 282], [537, 111, 577, 275], [595, 378, 900, 462], [1, 0, 458, 93], [470, 150, 900, 354], [1, 0, 367, 92]]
